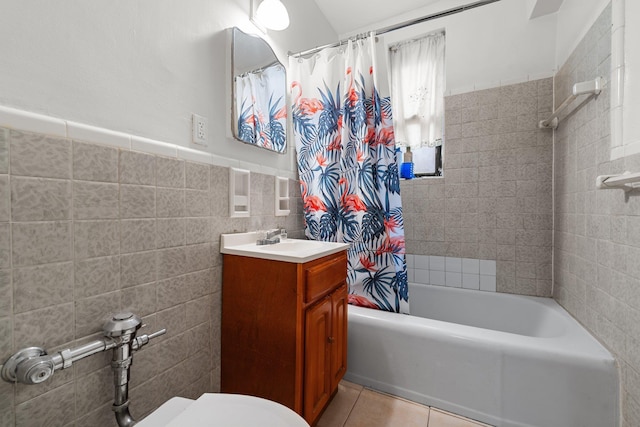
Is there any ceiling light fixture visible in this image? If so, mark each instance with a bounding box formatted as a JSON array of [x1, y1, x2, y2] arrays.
[[251, 0, 290, 31]]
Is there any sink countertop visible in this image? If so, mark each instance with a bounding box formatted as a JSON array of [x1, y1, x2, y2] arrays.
[[220, 232, 349, 263]]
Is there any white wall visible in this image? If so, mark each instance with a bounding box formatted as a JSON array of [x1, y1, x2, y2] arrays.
[[362, 0, 557, 95], [622, 0, 640, 155], [4, 0, 637, 167], [0, 0, 336, 172], [554, 0, 611, 67]]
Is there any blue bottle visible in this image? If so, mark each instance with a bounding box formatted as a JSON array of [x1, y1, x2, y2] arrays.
[[400, 147, 414, 179]]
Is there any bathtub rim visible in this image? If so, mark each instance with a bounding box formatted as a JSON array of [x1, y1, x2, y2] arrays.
[[407, 282, 569, 338], [348, 284, 616, 363]]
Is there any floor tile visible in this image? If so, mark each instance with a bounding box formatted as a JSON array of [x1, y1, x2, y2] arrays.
[[341, 380, 364, 392], [428, 408, 490, 427], [316, 382, 362, 427], [344, 389, 430, 427]]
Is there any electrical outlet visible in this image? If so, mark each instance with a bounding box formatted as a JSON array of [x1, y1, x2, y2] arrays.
[[192, 113, 208, 146]]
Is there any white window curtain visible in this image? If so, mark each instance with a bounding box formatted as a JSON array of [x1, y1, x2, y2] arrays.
[[389, 32, 445, 151]]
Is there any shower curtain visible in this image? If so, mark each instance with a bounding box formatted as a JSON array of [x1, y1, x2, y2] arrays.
[[289, 34, 409, 313], [235, 63, 287, 152]]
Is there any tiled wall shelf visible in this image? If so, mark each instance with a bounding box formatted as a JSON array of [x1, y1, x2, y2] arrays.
[[406, 254, 497, 292], [229, 168, 250, 218], [275, 176, 290, 216]]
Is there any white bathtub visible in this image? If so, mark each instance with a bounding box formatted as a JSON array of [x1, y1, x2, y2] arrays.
[[344, 283, 618, 427]]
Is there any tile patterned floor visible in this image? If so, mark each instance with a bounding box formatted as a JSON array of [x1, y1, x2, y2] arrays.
[[316, 381, 493, 427]]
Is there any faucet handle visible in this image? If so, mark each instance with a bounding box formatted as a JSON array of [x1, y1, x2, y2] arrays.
[[265, 229, 277, 239], [132, 328, 167, 351], [103, 312, 142, 337]]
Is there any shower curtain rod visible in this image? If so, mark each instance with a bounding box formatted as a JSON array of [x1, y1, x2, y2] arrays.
[[288, 0, 502, 58]]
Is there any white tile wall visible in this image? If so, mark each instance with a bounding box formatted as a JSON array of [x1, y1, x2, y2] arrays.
[[462, 273, 480, 290], [445, 257, 462, 273], [414, 255, 428, 269], [415, 269, 429, 285], [406, 254, 415, 269], [430, 270, 446, 286], [480, 260, 497, 276], [405, 254, 497, 292], [407, 269, 415, 282], [445, 271, 462, 288], [462, 258, 479, 274], [480, 275, 497, 292], [429, 256, 445, 271]]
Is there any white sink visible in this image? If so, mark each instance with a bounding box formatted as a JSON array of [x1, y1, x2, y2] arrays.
[[220, 231, 349, 263], [259, 239, 323, 253]]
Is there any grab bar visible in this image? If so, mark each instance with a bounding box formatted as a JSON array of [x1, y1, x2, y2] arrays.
[[539, 77, 604, 129], [596, 171, 640, 192]]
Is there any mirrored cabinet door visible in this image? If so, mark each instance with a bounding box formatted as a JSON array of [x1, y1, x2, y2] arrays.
[[231, 27, 287, 154]]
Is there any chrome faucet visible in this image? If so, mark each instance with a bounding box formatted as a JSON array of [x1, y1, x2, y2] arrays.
[[1, 312, 166, 427], [256, 228, 285, 245]]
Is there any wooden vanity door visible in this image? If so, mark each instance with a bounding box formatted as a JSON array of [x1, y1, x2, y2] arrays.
[[303, 296, 332, 423], [330, 283, 348, 389]]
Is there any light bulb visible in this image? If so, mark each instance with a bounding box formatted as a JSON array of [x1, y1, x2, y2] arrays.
[[256, 0, 290, 31]]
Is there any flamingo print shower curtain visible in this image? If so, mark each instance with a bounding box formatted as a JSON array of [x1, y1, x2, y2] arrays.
[[235, 63, 287, 152], [289, 34, 409, 313]]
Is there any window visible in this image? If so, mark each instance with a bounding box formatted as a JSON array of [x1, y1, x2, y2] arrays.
[[413, 145, 442, 176], [389, 32, 445, 177]]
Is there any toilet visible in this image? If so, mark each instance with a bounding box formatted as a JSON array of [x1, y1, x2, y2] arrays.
[[136, 393, 310, 427]]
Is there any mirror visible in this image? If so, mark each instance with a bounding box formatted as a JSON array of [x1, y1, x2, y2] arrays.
[[231, 27, 287, 154]]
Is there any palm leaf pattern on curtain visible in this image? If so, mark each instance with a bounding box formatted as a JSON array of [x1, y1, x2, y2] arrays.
[[266, 95, 287, 152], [291, 42, 409, 314], [237, 99, 256, 144], [235, 66, 287, 153]]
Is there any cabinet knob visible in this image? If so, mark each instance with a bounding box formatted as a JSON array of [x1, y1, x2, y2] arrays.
[[327, 336, 335, 343]]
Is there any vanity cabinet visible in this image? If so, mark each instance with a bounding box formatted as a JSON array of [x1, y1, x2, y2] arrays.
[[221, 250, 348, 426], [303, 283, 347, 422]]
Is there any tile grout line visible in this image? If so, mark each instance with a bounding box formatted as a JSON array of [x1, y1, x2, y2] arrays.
[[354, 385, 491, 427], [341, 387, 363, 427]]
